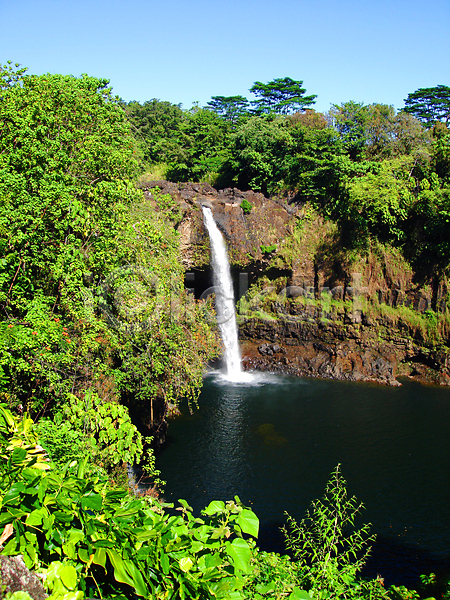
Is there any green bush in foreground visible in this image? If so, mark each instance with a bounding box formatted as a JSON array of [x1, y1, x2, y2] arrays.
[[283, 465, 383, 599], [0, 404, 260, 599], [1, 405, 441, 600]]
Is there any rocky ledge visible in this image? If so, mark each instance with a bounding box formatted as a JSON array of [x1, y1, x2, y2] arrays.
[[239, 317, 450, 387]]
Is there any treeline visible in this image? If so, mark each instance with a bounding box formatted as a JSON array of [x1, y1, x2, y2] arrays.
[[126, 78, 450, 276]]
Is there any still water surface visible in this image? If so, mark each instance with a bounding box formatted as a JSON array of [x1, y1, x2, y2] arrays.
[[157, 373, 450, 587]]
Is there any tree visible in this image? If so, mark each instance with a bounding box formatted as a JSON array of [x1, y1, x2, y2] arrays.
[[0, 71, 220, 476], [407, 175, 450, 274], [328, 101, 371, 160], [125, 98, 185, 165], [344, 157, 416, 243], [0, 72, 140, 412], [165, 107, 231, 182], [206, 95, 249, 123], [391, 111, 431, 156], [403, 85, 450, 127], [287, 108, 328, 129], [284, 124, 342, 204], [329, 102, 430, 160], [0, 61, 27, 92], [362, 104, 431, 160], [249, 77, 317, 115], [223, 116, 291, 194], [433, 125, 450, 181], [0, 73, 139, 315]]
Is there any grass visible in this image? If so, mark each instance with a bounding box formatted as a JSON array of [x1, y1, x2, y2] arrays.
[[138, 163, 169, 183], [362, 299, 450, 345]]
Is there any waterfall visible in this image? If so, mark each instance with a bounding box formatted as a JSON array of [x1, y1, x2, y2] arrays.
[[202, 207, 245, 380]]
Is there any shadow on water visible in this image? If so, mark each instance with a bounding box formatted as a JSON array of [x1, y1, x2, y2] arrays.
[[364, 536, 450, 589], [257, 519, 289, 555]]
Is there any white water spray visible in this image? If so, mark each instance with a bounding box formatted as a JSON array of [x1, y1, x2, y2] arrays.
[[202, 207, 251, 382]]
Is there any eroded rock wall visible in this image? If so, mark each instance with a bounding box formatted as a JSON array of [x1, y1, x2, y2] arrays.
[[139, 181, 450, 385], [240, 316, 450, 387]]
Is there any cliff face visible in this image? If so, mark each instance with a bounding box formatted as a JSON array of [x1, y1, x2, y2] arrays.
[[140, 180, 450, 386], [141, 180, 295, 269], [239, 315, 450, 387]]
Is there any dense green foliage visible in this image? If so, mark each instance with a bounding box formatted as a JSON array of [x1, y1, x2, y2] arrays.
[[0, 63, 219, 483], [1, 61, 449, 598], [127, 78, 450, 277], [0, 406, 260, 599], [249, 77, 317, 115], [206, 96, 250, 123], [4, 406, 435, 600], [403, 85, 450, 127]]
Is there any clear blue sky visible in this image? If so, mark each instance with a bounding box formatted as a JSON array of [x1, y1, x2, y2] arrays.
[[2, 0, 449, 113]]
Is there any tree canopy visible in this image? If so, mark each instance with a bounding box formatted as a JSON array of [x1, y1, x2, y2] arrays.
[[1, 65, 450, 600], [0, 70, 219, 463], [0, 60, 28, 92], [0, 72, 138, 314], [206, 95, 250, 123], [249, 77, 317, 115], [403, 85, 450, 127]]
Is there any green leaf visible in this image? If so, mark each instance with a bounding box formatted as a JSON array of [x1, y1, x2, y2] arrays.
[[105, 489, 128, 502], [59, 564, 78, 590], [179, 556, 194, 572], [76, 456, 88, 479], [256, 582, 276, 593], [114, 500, 142, 517], [81, 492, 102, 512], [225, 538, 251, 573], [160, 551, 169, 575], [22, 546, 36, 569], [78, 548, 90, 563], [3, 483, 26, 504], [67, 529, 85, 544], [62, 542, 77, 560], [177, 499, 193, 511], [135, 529, 159, 542], [237, 508, 259, 538], [92, 547, 107, 568], [2, 535, 17, 555], [289, 588, 312, 600], [11, 448, 27, 464], [202, 500, 225, 515], [53, 511, 74, 524], [92, 539, 115, 548], [124, 559, 149, 597], [106, 549, 135, 589], [25, 509, 44, 527]]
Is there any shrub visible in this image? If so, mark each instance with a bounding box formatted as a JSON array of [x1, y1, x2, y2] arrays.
[[282, 465, 385, 600], [240, 199, 253, 214]]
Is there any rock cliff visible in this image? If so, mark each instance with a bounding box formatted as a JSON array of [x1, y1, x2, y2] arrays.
[[139, 180, 450, 386]]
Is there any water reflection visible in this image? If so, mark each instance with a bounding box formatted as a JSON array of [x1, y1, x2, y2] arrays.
[[200, 383, 250, 499]]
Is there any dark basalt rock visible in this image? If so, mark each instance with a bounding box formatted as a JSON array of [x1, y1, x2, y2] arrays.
[[139, 180, 294, 269], [0, 555, 47, 600], [240, 317, 450, 386]]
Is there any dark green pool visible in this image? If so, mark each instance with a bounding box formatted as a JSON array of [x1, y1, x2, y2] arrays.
[[156, 372, 450, 587]]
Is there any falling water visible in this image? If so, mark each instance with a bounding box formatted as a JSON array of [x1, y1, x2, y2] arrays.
[[202, 206, 248, 381]]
